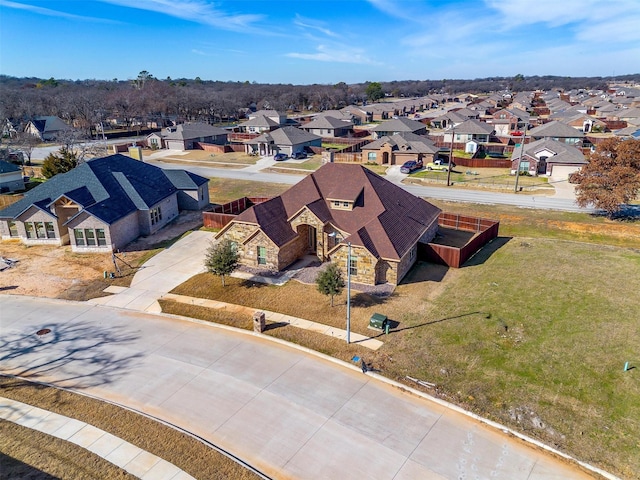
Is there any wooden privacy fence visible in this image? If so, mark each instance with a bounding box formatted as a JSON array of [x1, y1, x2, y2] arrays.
[[419, 213, 500, 268], [203, 196, 270, 229]]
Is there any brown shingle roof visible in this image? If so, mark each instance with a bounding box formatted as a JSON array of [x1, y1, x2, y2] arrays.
[[234, 163, 440, 260]]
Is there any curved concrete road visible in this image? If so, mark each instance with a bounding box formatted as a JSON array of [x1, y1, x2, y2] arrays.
[[1, 295, 601, 480]]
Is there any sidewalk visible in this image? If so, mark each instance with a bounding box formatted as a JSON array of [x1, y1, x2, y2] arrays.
[[0, 397, 195, 480], [161, 293, 385, 350]]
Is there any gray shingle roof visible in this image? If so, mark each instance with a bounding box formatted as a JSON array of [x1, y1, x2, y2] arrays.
[[0, 154, 206, 224], [163, 122, 229, 140], [452, 119, 494, 135], [371, 117, 426, 133], [362, 132, 438, 154], [0, 160, 21, 174], [511, 138, 586, 164], [249, 126, 321, 146], [529, 121, 584, 139]]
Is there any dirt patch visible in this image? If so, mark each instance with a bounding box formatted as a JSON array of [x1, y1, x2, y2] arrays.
[[0, 211, 204, 299]]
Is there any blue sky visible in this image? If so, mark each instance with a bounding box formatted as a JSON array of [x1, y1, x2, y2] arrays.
[[1, 0, 639, 85]]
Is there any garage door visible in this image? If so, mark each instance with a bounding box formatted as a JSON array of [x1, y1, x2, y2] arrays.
[[549, 165, 580, 182]]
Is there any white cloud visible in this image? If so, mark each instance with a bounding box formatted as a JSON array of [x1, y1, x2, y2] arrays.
[[98, 0, 265, 32], [286, 44, 381, 65], [0, 0, 120, 23], [293, 15, 339, 38]]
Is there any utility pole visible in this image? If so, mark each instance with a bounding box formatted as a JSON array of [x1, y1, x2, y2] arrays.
[[447, 128, 455, 186], [514, 126, 527, 193]]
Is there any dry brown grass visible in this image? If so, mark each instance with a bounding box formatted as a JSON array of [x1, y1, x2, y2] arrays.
[[0, 376, 260, 480], [207, 178, 290, 205], [166, 239, 640, 479], [1, 420, 136, 480], [0, 194, 23, 209]]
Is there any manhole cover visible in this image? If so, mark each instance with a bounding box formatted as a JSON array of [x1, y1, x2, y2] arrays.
[[36, 328, 51, 336]]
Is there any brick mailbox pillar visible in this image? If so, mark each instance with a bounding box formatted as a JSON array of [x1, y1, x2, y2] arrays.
[[253, 311, 266, 333]]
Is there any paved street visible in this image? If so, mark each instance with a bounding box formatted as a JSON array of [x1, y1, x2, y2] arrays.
[[1, 295, 601, 480], [145, 157, 591, 213]]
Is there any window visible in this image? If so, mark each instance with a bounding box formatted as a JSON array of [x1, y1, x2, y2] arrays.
[[410, 247, 415, 261], [367, 152, 377, 161], [45, 222, 55, 238], [257, 246, 267, 265], [456, 134, 462, 141], [519, 161, 530, 172], [74, 229, 85, 246], [85, 229, 96, 246], [8, 221, 18, 237], [25, 223, 34, 239], [333, 201, 341, 207], [75, 228, 107, 247], [35, 222, 46, 239], [349, 257, 357, 276], [96, 229, 106, 246], [342, 201, 349, 207], [150, 206, 162, 225]]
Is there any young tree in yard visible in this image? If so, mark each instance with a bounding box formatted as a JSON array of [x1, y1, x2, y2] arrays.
[[41, 147, 78, 179], [573, 138, 640, 216], [205, 240, 239, 287], [316, 262, 345, 307]]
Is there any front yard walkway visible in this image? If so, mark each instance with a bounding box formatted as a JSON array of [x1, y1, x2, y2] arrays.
[[161, 293, 384, 350]]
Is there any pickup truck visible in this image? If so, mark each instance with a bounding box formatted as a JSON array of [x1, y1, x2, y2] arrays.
[[426, 159, 455, 171]]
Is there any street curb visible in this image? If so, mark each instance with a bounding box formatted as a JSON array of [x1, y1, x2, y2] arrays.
[[2, 295, 618, 480]]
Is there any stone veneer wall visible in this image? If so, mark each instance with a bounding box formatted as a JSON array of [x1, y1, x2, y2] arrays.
[[331, 245, 379, 285]]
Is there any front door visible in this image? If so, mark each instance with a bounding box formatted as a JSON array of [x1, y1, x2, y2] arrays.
[[308, 226, 317, 253]]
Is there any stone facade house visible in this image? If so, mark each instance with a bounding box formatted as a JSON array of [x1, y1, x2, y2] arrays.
[[216, 163, 441, 285], [0, 154, 209, 252], [361, 132, 439, 166]]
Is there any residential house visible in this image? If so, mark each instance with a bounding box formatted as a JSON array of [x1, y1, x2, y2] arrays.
[[24, 116, 71, 141], [147, 122, 229, 150], [237, 110, 289, 134], [0, 154, 209, 252], [301, 115, 354, 138], [361, 132, 439, 166], [427, 111, 468, 129], [244, 126, 321, 156], [486, 108, 530, 136], [215, 163, 441, 285], [443, 119, 494, 154], [371, 117, 427, 139], [510, 138, 586, 178], [0, 160, 25, 193], [528, 121, 584, 146]]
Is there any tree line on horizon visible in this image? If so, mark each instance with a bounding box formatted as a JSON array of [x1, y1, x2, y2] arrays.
[[1, 72, 638, 138]]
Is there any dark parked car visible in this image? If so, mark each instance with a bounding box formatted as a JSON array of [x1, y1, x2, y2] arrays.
[[400, 159, 423, 173], [292, 151, 307, 159], [274, 153, 288, 161]]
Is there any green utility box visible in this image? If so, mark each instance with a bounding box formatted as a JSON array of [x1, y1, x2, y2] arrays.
[[369, 313, 388, 330]]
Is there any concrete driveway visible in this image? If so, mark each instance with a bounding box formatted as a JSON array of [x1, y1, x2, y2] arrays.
[[90, 230, 215, 312], [0, 296, 602, 480]]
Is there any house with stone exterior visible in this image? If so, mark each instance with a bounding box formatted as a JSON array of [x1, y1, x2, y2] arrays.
[[215, 163, 441, 285], [361, 132, 439, 166], [0, 154, 209, 252]]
